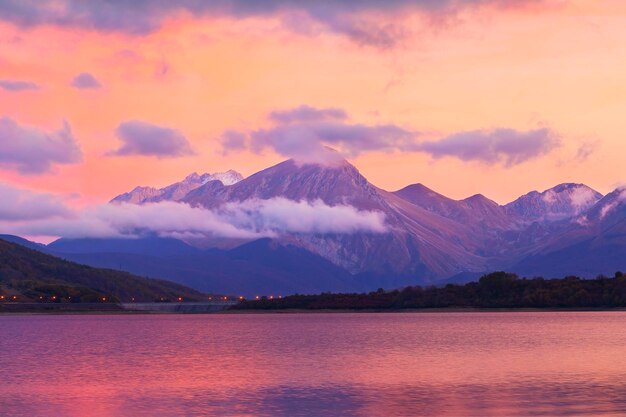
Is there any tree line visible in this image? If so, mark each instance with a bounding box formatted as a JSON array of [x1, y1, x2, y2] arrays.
[[233, 271, 626, 310]]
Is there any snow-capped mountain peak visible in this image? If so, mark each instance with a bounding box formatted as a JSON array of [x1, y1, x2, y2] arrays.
[[111, 170, 244, 204], [505, 183, 602, 223]]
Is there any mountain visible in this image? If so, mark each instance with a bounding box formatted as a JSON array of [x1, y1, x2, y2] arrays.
[[504, 183, 602, 223], [393, 184, 515, 231], [512, 188, 626, 277], [49, 237, 364, 296], [111, 170, 243, 204], [48, 236, 201, 256], [183, 159, 490, 280], [0, 234, 46, 251], [25, 157, 624, 295], [0, 237, 206, 302]]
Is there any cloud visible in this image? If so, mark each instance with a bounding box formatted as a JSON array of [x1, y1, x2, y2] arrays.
[[251, 122, 418, 162], [219, 130, 247, 154], [0, 79, 40, 91], [0, 0, 544, 48], [600, 188, 626, 219], [221, 105, 418, 163], [109, 120, 196, 158], [269, 105, 348, 124], [221, 106, 563, 166], [417, 128, 561, 166], [568, 186, 601, 210], [575, 140, 599, 162], [219, 198, 387, 235], [0, 182, 71, 221], [0, 117, 83, 174], [0, 197, 387, 240], [70, 72, 102, 89]]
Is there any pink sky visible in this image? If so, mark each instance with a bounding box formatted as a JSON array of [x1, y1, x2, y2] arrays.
[[0, 0, 625, 207]]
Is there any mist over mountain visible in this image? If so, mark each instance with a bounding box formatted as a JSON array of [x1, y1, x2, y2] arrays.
[[15, 158, 625, 295]]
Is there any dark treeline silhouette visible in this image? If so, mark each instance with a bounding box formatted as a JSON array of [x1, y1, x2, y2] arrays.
[[234, 271, 626, 311]]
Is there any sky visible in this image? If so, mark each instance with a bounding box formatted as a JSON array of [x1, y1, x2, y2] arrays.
[[1, 0, 625, 213]]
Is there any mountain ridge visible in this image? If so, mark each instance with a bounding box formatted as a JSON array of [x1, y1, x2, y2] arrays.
[[27, 158, 625, 294]]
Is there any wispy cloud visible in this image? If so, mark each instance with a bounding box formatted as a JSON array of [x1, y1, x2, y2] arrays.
[[417, 128, 561, 166], [0, 182, 71, 221], [0, 79, 40, 91], [269, 105, 348, 124], [0, 0, 545, 48]]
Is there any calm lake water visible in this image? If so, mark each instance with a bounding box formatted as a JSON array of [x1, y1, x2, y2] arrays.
[[2, 312, 626, 416]]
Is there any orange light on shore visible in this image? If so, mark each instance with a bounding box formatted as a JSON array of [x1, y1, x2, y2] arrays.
[[239, 296, 244, 300], [0, 295, 5, 300], [269, 295, 274, 300], [11, 295, 17, 300], [255, 296, 260, 300], [101, 297, 107, 302], [178, 297, 183, 302], [208, 296, 212, 300], [51, 296, 57, 300]]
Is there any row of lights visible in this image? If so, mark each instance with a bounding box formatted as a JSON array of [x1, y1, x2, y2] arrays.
[[1, 295, 109, 302], [2, 294, 284, 303]]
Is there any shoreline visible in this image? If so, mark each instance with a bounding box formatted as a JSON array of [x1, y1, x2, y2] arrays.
[[4, 305, 626, 315], [221, 307, 626, 314]]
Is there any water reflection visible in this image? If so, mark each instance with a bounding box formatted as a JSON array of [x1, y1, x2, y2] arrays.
[[2, 312, 626, 416]]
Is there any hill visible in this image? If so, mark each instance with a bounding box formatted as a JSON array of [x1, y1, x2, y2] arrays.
[[0, 238, 206, 303], [47, 236, 363, 296]]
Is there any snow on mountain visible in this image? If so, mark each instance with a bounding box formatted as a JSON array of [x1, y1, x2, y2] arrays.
[[111, 186, 162, 204], [110, 170, 243, 204], [512, 187, 626, 278], [505, 183, 602, 223]]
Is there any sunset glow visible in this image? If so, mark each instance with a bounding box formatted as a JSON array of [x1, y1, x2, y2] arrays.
[[2, 0, 625, 211]]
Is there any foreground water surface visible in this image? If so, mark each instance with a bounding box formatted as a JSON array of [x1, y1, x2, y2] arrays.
[[2, 312, 626, 416]]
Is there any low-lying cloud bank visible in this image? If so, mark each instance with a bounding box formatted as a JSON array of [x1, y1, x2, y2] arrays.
[[0, 184, 387, 240]]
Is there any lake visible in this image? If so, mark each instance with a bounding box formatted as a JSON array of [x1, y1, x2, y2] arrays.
[[2, 312, 626, 416]]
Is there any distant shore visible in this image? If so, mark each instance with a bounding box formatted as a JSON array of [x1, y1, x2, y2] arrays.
[[222, 307, 626, 314], [0, 301, 234, 314], [4, 304, 626, 315]]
